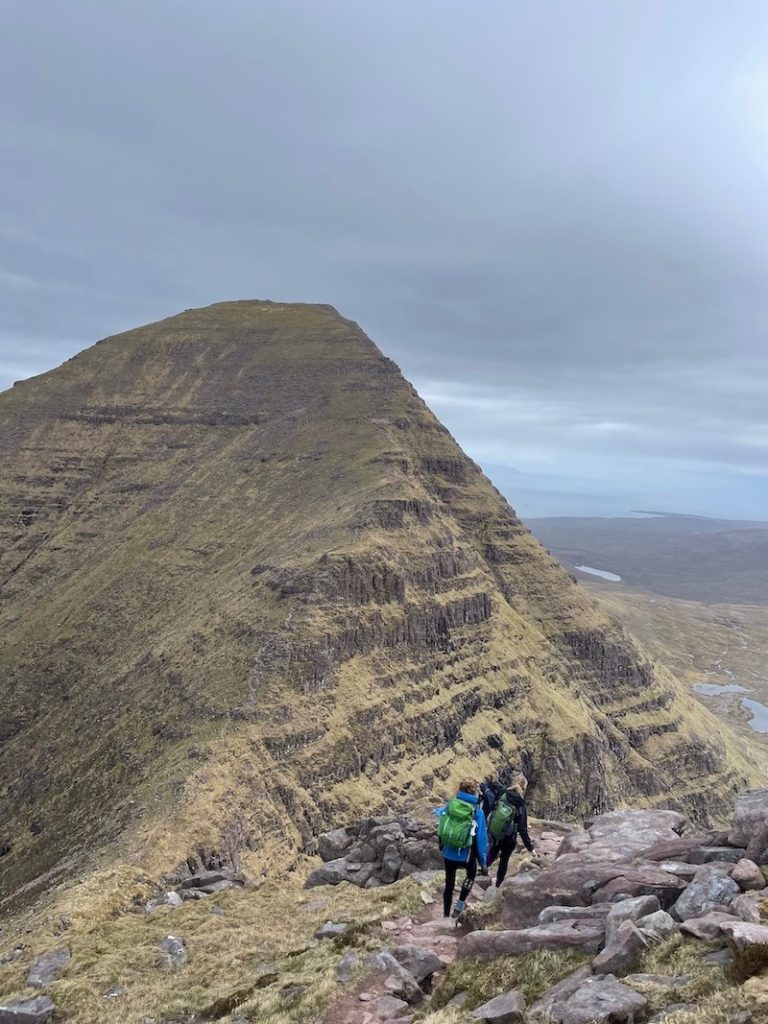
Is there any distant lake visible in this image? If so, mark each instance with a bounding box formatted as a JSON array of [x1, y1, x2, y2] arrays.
[[574, 564, 622, 582], [693, 682, 768, 734], [694, 683, 746, 696]]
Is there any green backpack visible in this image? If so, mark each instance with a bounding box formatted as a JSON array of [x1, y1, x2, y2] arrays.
[[438, 797, 475, 850], [488, 792, 518, 841]]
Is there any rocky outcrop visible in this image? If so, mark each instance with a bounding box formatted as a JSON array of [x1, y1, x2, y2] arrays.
[[306, 817, 441, 888], [450, 799, 766, 1013]]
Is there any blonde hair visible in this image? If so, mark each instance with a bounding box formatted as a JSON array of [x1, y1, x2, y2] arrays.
[[458, 776, 480, 795], [509, 772, 528, 796]]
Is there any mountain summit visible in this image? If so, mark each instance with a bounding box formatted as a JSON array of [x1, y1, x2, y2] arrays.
[[0, 301, 751, 905]]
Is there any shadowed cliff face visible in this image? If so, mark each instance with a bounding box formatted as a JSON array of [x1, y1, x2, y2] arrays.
[[0, 301, 754, 905]]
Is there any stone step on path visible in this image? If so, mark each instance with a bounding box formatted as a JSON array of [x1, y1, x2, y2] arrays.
[[316, 825, 561, 1024]]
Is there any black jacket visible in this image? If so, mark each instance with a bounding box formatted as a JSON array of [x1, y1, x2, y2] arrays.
[[489, 789, 534, 851]]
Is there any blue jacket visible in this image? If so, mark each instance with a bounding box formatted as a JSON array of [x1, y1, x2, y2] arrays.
[[435, 791, 489, 866]]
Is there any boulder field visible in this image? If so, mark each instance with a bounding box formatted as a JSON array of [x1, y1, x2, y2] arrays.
[[305, 789, 768, 1023]]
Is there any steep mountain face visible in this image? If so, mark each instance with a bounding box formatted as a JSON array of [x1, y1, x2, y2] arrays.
[[0, 301, 752, 906]]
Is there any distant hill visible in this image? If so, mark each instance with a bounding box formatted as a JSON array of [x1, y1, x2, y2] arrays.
[[0, 302, 753, 908], [529, 513, 768, 604]]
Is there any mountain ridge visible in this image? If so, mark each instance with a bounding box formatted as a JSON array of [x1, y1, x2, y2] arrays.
[[0, 301, 756, 910]]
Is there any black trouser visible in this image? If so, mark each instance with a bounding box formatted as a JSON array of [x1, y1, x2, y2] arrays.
[[487, 835, 517, 886], [442, 850, 478, 916]]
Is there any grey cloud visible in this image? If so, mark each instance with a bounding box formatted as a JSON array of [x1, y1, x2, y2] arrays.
[[0, 0, 767, 517]]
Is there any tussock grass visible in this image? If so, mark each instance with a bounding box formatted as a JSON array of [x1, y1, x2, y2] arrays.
[[0, 876, 424, 1024], [419, 949, 590, 1015]]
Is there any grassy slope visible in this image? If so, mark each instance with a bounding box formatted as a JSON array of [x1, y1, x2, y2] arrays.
[[0, 302, 757, 913], [586, 582, 768, 750]]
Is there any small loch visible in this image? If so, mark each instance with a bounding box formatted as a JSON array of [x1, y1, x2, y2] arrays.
[[574, 564, 622, 582], [693, 682, 768, 734]]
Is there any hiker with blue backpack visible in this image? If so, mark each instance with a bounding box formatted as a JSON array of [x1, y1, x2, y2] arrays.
[[435, 777, 489, 918], [486, 772, 536, 886]]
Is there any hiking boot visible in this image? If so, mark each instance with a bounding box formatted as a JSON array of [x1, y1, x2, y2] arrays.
[[451, 899, 466, 918]]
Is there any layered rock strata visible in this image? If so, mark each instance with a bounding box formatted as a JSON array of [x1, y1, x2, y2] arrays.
[[0, 301, 754, 904]]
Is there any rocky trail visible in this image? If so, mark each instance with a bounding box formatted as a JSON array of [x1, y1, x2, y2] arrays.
[[315, 827, 565, 1024], [3, 797, 768, 1023], [305, 793, 768, 1024]]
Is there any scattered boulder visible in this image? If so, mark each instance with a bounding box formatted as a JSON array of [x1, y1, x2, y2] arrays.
[[543, 974, 647, 1024], [732, 892, 765, 923], [26, 947, 70, 988], [527, 966, 594, 1021], [556, 811, 687, 868], [592, 920, 648, 975], [731, 858, 766, 892], [680, 911, 736, 940], [0, 996, 56, 1024], [335, 950, 362, 982], [689, 846, 745, 865], [146, 891, 184, 912], [640, 834, 721, 863], [654, 861, 699, 883], [388, 944, 442, 984], [314, 921, 349, 940], [0, 948, 24, 965], [470, 989, 526, 1022], [671, 865, 740, 920], [158, 935, 187, 970], [729, 789, 768, 849], [634, 910, 678, 942], [180, 869, 241, 891], [318, 826, 355, 861], [720, 919, 768, 952], [459, 919, 605, 960], [604, 896, 660, 946], [376, 995, 409, 1019], [382, 966, 423, 1005], [746, 821, 768, 866], [590, 867, 683, 907]]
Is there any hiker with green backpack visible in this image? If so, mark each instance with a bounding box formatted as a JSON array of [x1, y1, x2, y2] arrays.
[[435, 777, 489, 918], [486, 772, 536, 886]]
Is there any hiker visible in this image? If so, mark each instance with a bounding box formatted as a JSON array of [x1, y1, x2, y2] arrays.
[[486, 772, 535, 887], [435, 777, 489, 918], [479, 778, 500, 819]]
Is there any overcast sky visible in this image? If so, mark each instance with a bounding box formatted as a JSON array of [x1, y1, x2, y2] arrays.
[[2, 1, 767, 519]]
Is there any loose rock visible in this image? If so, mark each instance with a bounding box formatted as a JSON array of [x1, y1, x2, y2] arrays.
[[731, 858, 766, 892], [634, 910, 678, 942], [729, 789, 768, 849], [592, 920, 648, 975], [470, 989, 526, 1022], [0, 997, 56, 1024], [552, 974, 647, 1024], [389, 944, 443, 983], [671, 864, 740, 920], [158, 935, 187, 970], [26, 947, 71, 988], [335, 950, 361, 982], [459, 919, 605, 960], [680, 911, 736, 940], [376, 995, 409, 1019], [604, 896, 660, 946], [314, 921, 349, 940], [527, 966, 594, 1021]]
